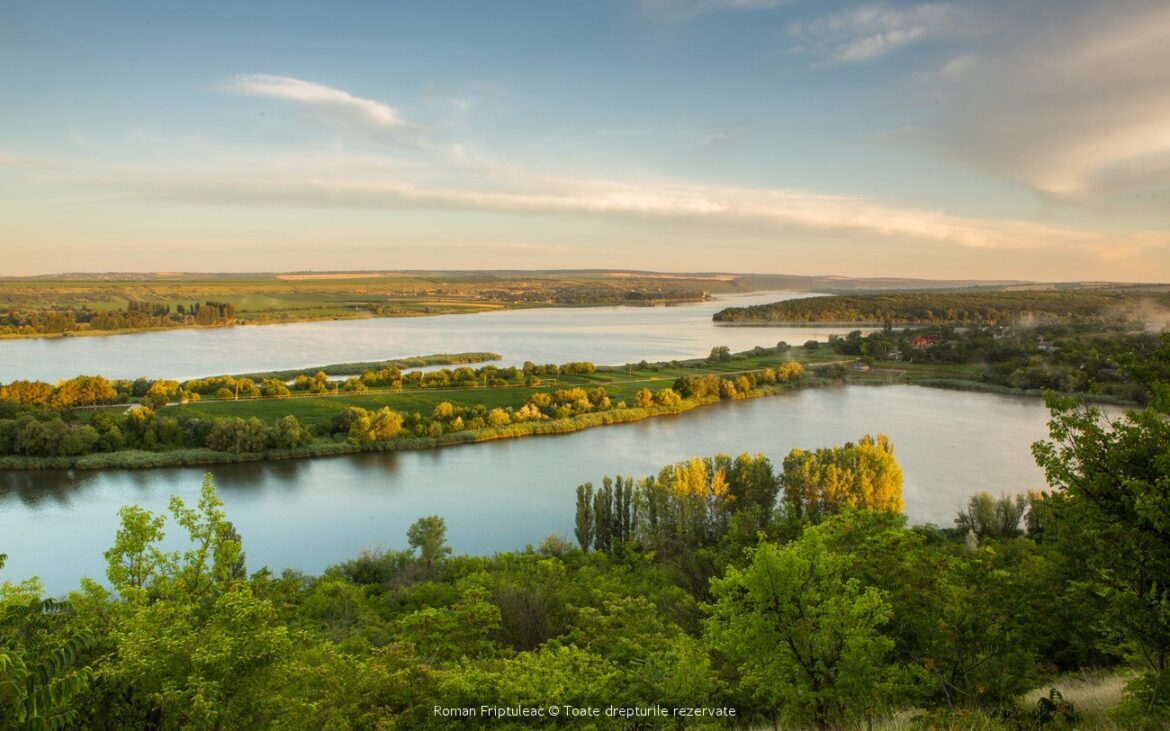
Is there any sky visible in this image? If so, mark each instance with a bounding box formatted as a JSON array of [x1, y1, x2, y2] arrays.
[[1, 0, 1168, 281]]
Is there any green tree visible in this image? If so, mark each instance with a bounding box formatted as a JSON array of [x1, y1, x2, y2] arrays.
[[1, 555, 94, 731], [407, 516, 452, 573], [955, 492, 1028, 538], [574, 483, 595, 552], [1032, 389, 1170, 697], [87, 475, 290, 729], [706, 527, 895, 730], [268, 415, 313, 450]]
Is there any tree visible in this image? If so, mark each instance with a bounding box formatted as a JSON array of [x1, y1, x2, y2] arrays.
[[91, 475, 290, 729], [574, 483, 595, 551], [1032, 390, 1170, 689], [706, 527, 895, 730], [206, 417, 270, 453], [782, 434, 905, 523], [259, 378, 290, 399], [1, 554, 94, 731], [268, 415, 314, 450], [708, 345, 732, 362], [954, 492, 1028, 538], [486, 408, 511, 427], [407, 516, 452, 573], [654, 388, 682, 408], [633, 388, 654, 409], [776, 361, 805, 383], [347, 407, 403, 444]]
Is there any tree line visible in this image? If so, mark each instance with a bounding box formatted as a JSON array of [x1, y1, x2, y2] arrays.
[[0, 300, 235, 336], [714, 290, 1170, 327], [825, 324, 1163, 402]]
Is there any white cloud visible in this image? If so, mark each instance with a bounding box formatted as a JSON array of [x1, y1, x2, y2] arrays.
[[789, 3, 978, 64], [223, 74, 414, 130], [926, 0, 1170, 200]]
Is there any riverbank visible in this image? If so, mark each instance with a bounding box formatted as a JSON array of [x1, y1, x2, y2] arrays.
[[0, 385, 802, 471], [2, 351, 1136, 472]]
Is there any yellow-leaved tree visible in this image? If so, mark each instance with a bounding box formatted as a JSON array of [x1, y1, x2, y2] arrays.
[[781, 434, 904, 523]]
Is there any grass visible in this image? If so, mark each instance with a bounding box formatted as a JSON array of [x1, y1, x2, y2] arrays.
[[231, 352, 503, 381], [10, 383, 808, 471], [1022, 669, 1132, 729], [13, 349, 830, 471], [854, 670, 1134, 731], [733, 669, 1143, 731], [161, 351, 829, 428]]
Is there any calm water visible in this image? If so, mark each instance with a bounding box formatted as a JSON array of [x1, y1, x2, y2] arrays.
[[1, 385, 1062, 595], [0, 291, 864, 382]]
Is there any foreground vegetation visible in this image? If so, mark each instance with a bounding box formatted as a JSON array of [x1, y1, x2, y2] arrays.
[[2, 335, 1168, 729], [713, 289, 1170, 327]]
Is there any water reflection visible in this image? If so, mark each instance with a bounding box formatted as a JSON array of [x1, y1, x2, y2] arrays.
[[0, 385, 1071, 595]]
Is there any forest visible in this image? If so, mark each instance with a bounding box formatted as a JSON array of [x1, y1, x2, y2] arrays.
[[713, 290, 1170, 327], [2, 334, 1168, 729]]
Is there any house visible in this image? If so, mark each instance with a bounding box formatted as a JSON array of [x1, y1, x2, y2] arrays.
[[851, 362, 871, 372], [908, 335, 937, 349]]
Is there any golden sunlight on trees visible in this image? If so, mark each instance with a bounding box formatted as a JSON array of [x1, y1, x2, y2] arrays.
[[782, 434, 904, 522]]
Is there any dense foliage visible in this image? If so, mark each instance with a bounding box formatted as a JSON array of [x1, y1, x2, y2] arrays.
[[825, 324, 1162, 403], [714, 290, 1170, 326], [0, 300, 235, 336]]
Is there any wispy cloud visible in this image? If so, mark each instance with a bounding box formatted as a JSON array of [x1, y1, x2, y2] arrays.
[[925, 0, 1170, 200], [641, 0, 790, 22], [223, 74, 416, 132], [789, 3, 978, 64], [0, 151, 52, 169], [86, 159, 1168, 260]]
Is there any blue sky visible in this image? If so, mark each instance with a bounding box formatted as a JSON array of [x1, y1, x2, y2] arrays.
[[1, 0, 1168, 280]]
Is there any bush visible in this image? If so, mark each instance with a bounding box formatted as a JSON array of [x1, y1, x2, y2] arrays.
[[654, 388, 682, 407]]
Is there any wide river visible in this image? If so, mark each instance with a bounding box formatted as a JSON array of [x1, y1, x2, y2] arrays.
[[1, 293, 1066, 594], [3, 291, 853, 382]]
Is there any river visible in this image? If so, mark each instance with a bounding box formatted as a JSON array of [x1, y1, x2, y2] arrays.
[[0, 291, 862, 382], [1, 385, 1063, 595]]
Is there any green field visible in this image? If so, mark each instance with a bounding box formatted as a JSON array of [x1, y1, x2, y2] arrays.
[[162, 350, 838, 428], [0, 271, 749, 338]]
